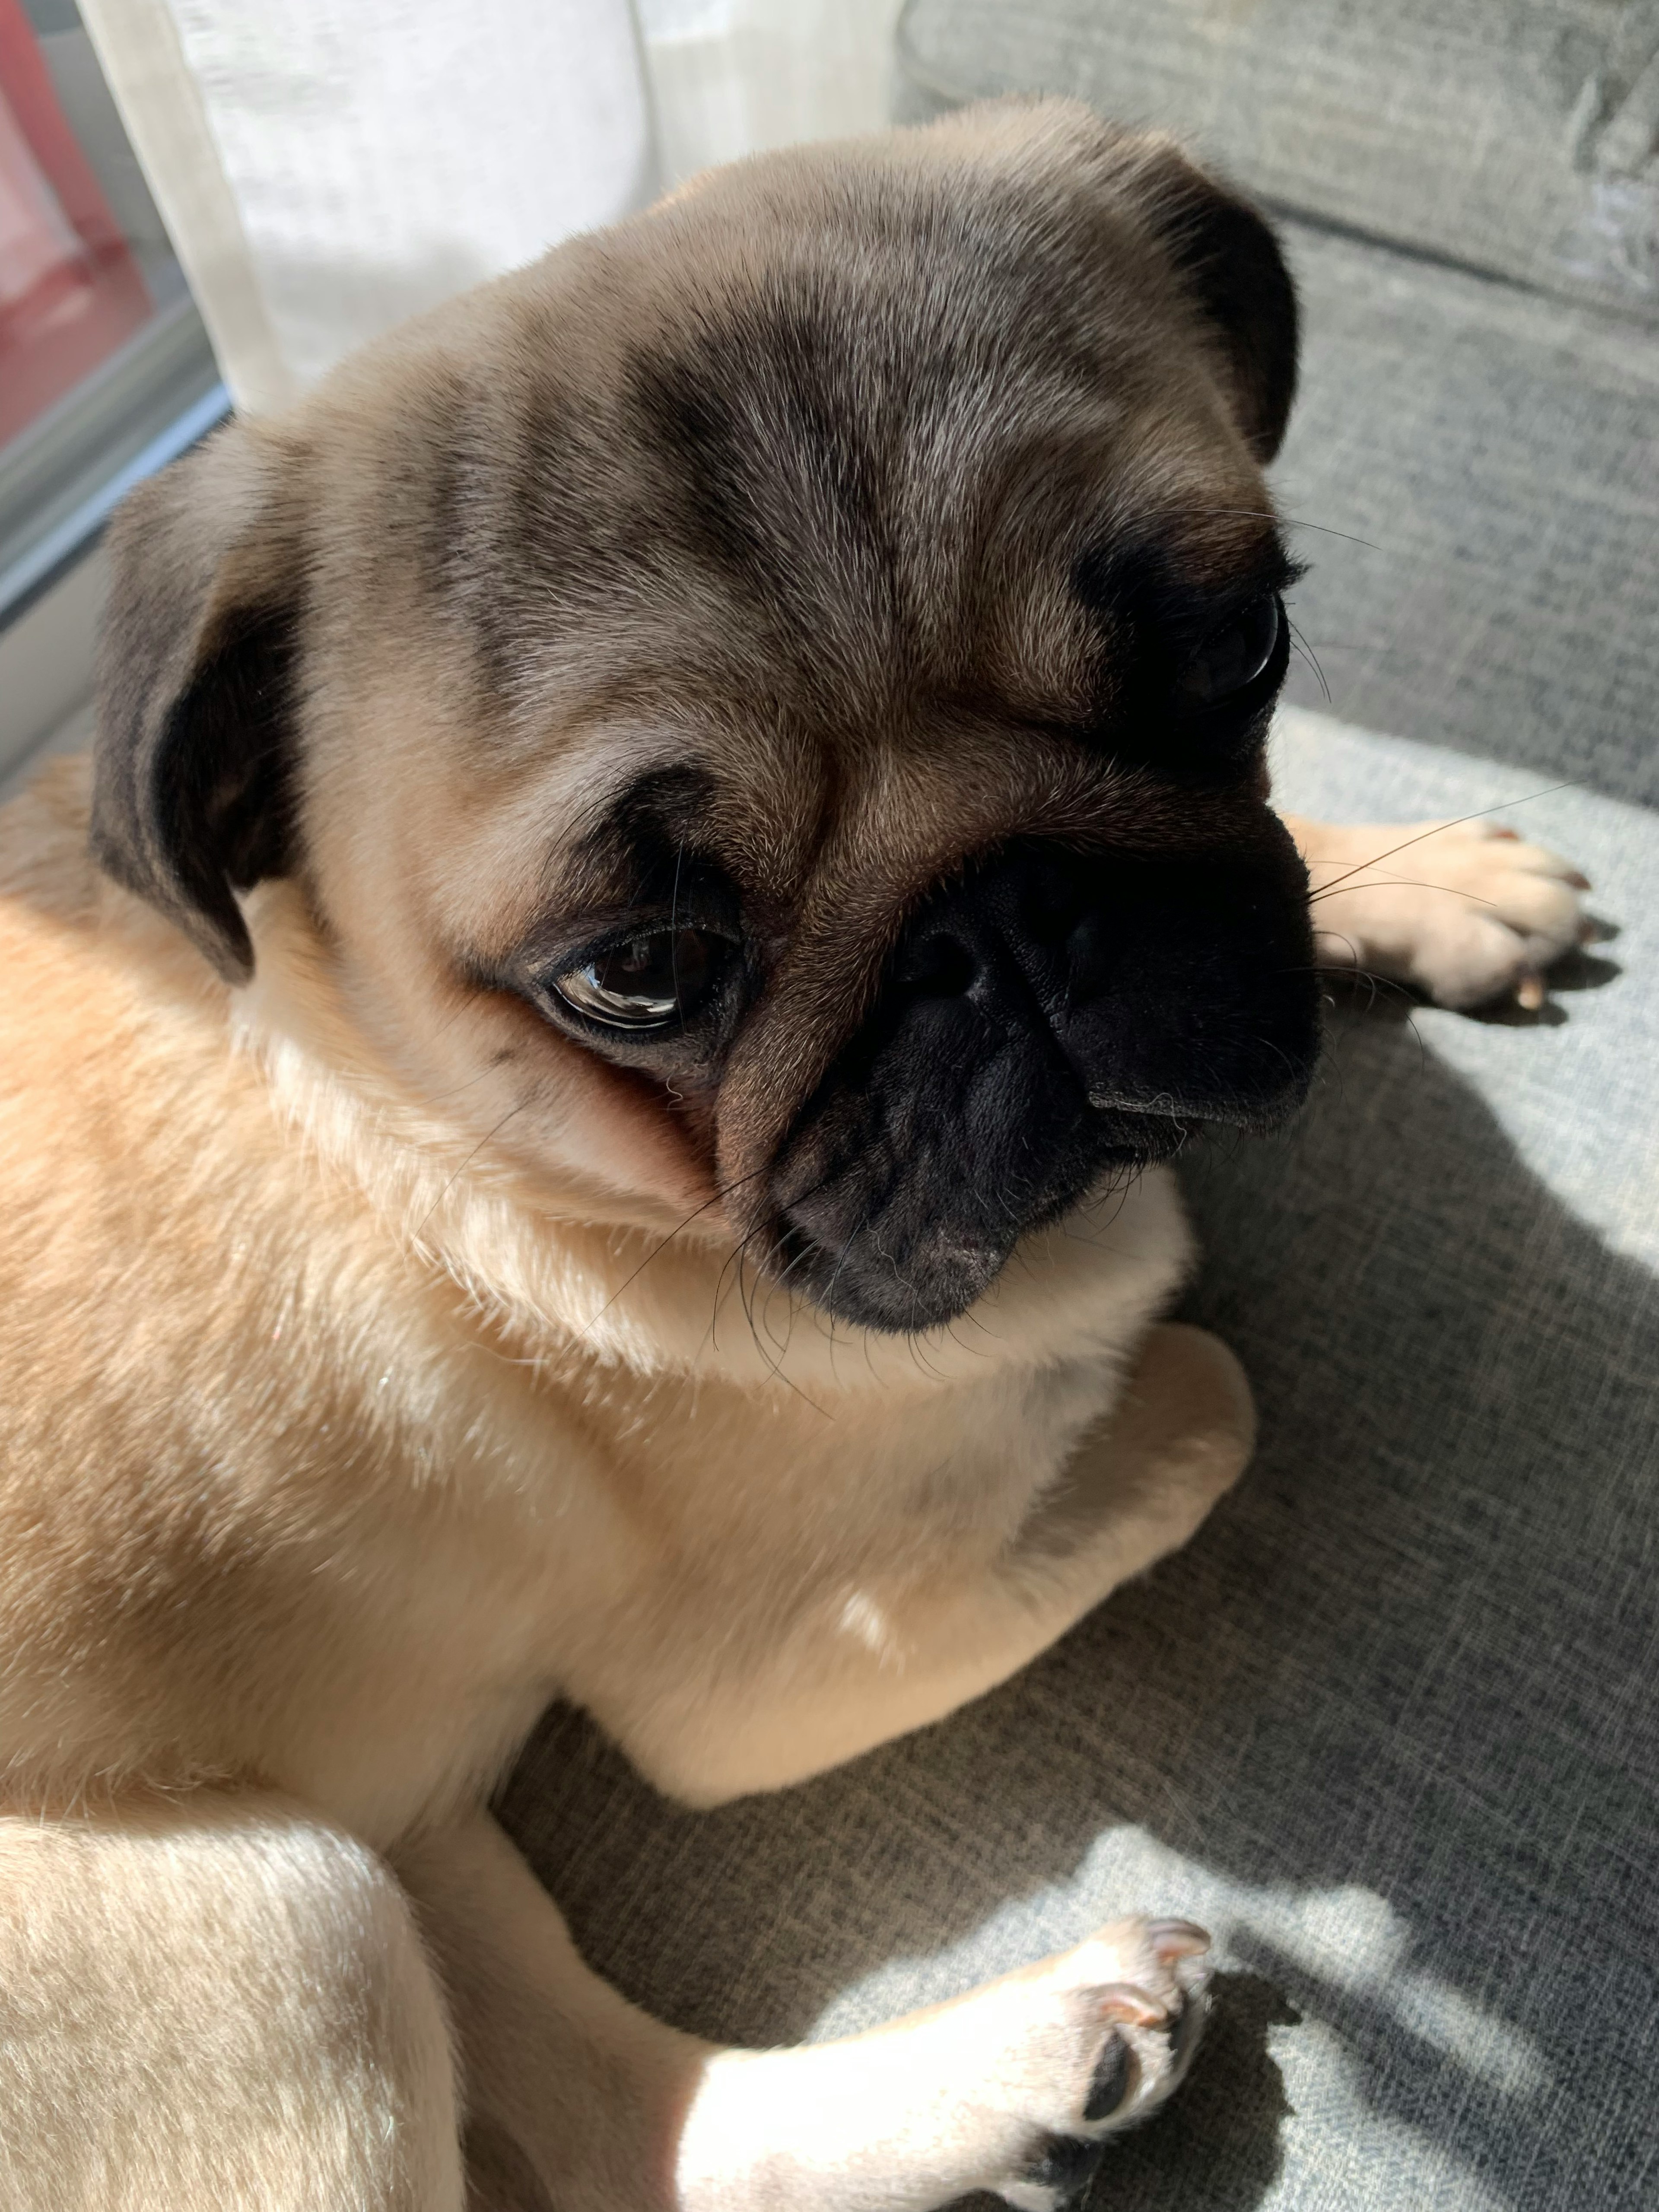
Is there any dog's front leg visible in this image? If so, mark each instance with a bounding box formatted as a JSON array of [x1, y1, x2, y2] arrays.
[[396, 1814, 710, 2211], [1283, 812, 1589, 1010], [584, 1322, 1253, 1806], [399, 1812, 1211, 2212]]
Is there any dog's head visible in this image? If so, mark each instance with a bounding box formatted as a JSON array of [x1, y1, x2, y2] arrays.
[[92, 98, 1317, 1335]]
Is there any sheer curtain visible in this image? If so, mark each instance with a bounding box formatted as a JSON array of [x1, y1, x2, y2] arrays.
[[637, 0, 902, 190], [74, 0, 902, 415]]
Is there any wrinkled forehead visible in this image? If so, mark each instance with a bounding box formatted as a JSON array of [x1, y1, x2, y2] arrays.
[[597, 196, 1260, 692], [389, 144, 1262, 676], [338, 130, 1285, 941]]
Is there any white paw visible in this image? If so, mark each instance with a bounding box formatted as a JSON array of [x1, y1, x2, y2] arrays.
[[972, 1916, 1212, 2210], [677, 1916, 1210, 2212], [1306, 819, 1591, 1012]]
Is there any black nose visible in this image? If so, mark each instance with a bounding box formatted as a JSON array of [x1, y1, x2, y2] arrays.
[[887, 840, 1315, 1125], [768, 833, 1318, 1334]]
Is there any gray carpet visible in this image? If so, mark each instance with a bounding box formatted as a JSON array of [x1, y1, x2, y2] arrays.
[[1270, 222, 1659, 810]]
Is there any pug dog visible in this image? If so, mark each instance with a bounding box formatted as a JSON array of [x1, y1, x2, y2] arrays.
[[0, 96, 1589, 2212]]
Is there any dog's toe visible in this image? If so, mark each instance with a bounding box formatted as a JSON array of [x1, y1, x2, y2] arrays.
[[1309, 818, 1594, 1012], [986, 1917, 1213, 2209]]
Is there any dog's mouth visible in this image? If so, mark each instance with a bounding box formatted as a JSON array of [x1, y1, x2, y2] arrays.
[[765, 1096, 1276, 1337], [753, 840, 1320, 1335]]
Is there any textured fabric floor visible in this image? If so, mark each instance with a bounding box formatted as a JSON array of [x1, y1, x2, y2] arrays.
[[894, 0, 1659, 325], [1269, 226, 1659, 810], [499, 712, 1659, 2211]]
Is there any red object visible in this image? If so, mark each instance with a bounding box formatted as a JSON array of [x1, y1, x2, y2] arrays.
[[0, 0, 153, 446]]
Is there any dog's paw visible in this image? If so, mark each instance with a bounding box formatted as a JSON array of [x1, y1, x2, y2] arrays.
[[1305, 819, 1590, 1011], [677, 1914, 1210, 2212], [980, 1917, 1212, 2211]]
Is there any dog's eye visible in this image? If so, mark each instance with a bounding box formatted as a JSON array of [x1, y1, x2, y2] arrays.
[[1174, 594, 1284, 708], [552, 928, 724, 1030]]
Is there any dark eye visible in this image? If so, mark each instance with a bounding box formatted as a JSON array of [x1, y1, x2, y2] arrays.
[[1174, 594, 1284, 708], [551, 927, 725, 1030]]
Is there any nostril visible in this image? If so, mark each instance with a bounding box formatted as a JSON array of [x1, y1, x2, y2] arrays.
[[1021, 874, 1084, 950], [1065, 909, 1118, 1004], [897, 932, 979, 1001]]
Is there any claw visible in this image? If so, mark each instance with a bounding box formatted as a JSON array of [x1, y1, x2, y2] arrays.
[[1567, 869, 1591, 890], [1515, 970, 1546, 1010], [1146, 1918, 1211, 1961], [1092, 1982, 1169, 2027]]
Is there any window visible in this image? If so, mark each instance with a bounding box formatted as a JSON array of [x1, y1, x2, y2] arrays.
[[0, 0, 223, 627]]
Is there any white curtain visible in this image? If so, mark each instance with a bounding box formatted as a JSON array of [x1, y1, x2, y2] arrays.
[[637, 0, 902, 191], [75, 0, 902, 416]]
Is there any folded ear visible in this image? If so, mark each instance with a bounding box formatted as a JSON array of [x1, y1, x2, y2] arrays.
[[91, 424, 305, 983], [1116, 135, 1300, 463]]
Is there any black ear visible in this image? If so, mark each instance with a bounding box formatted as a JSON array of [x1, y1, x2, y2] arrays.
[[1116, 136, 1300, 463], [91, 423, 303, 984]]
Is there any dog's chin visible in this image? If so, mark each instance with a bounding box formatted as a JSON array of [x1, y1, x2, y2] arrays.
[[768, 1106, 1199, 1337]]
